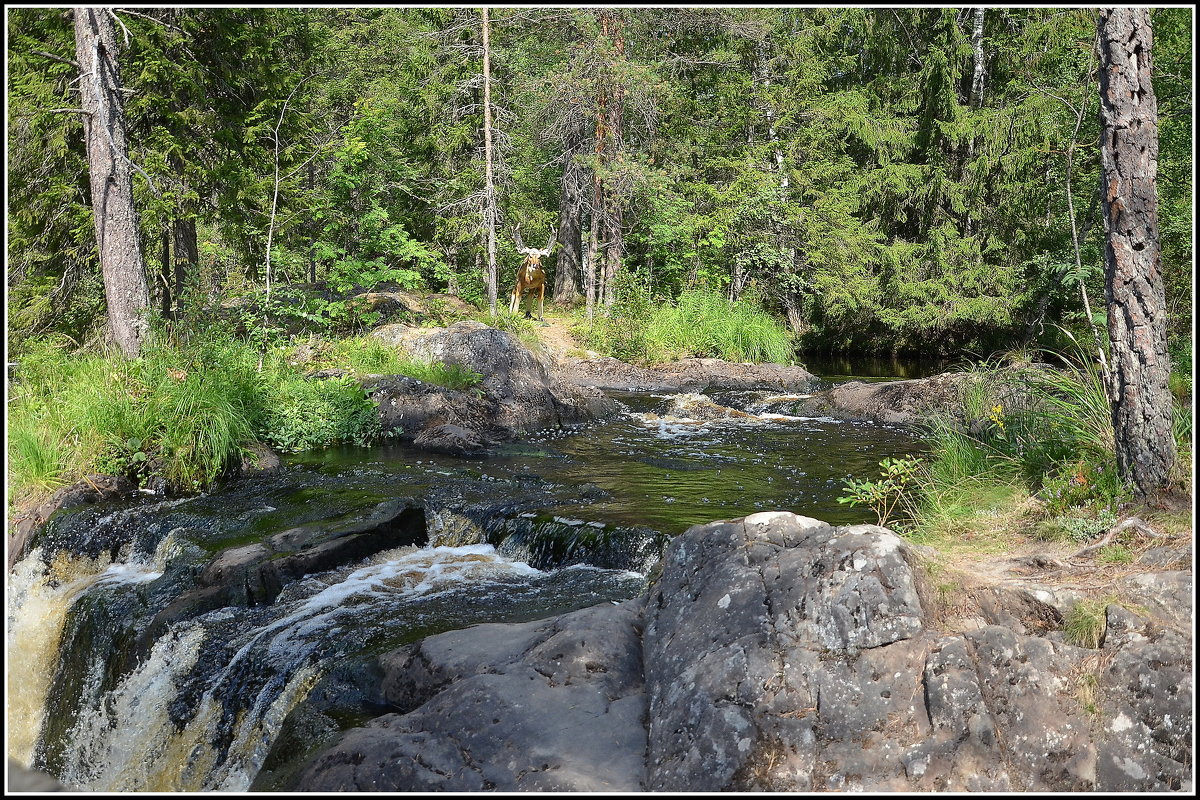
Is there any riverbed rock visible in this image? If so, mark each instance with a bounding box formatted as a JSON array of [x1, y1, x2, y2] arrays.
[[556, 355, 815, 393], [137, 499, 427, 658], [294, 511, 1192, 793], [299, 600, 648, 792], [7, 474, 134, 570], [365, 323, 621, 452], [793, 372, 969, 424]]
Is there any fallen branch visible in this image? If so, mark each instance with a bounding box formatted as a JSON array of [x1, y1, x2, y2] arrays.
[[1071, 516, 1164, 559]]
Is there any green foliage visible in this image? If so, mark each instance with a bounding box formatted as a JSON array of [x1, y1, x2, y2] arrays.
[[259, 373, 381, 454], [1032, 509, 1118, 544], [837, 456, 922, 528], [5, 331, 469, 500], [579, 282, 794, 365]]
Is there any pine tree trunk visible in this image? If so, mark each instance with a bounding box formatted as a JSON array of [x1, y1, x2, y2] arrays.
[[74, 7, 150, 358], [553, 144, 584, 305], [1097, 7, 1176, 495], [600, 12, 625, 308], [482, 8, 498, 316]]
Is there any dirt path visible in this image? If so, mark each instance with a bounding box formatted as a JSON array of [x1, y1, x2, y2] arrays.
[[528, 312, 597, 361]]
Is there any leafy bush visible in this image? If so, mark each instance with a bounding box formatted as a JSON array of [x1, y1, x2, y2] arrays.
[[259, 374, 382, 454], [838, 456, 922, 527]]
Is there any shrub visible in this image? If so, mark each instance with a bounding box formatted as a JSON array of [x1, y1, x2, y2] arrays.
[[259, 373, 382, 454]]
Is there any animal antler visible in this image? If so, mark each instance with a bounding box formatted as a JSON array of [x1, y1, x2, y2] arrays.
[[513, 224, 556, 257], [513, 224, 531, 254]]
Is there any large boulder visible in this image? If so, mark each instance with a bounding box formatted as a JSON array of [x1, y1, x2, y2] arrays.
[[366, 323, 620, 452], [793, 372, 969, 424], [298, 601, 648, 792], [293, 511, 1192, 792]]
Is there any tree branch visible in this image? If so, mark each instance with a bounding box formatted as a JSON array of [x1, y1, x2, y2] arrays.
[[30, 49, 78, 69]]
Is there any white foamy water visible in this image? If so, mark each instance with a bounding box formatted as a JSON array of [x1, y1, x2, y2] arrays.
[[6, 548, 123, 765], [50, 544, 549, 792]]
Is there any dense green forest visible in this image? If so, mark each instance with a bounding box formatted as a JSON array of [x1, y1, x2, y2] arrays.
[[7, 6, 1192, 357]]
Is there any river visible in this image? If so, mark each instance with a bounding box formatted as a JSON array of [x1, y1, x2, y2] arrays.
[[7, 383, 927, 791]]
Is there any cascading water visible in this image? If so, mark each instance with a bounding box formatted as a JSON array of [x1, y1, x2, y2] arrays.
[[7, 388, 925, 791]]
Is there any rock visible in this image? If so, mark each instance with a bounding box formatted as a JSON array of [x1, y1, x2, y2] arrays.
[[663, 392, 756, 422], [137, 499, 427, 658], [556, 355, 815, 393], [291, 511, 1192, 793], [369, 323, 427, 351], [7, 474, 133, 571], [348, 290, 426, 316], [365, 323, 621, 452], [412, 424, 492, 457], [794, 372, 969, 424], [298, 600, 648, 792], [238, 441, 283, 477], [362, 375, 496, 440]]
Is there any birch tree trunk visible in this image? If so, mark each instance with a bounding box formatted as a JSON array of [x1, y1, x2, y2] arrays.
[[74, 7, 150, 358], [1097, 7, 1176, 495]]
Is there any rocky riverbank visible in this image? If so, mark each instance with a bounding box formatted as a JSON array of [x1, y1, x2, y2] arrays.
[[291, 510, 1193, 792]]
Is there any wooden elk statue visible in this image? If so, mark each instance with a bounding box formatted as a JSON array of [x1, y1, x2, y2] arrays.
[[510, 226, 556, 321]]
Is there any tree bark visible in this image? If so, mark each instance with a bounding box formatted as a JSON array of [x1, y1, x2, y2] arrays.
[[482, 8, 499, 316], [172, 217, 196, 317], [553, 135, 585, 305], [1097, 7, 1176, 495], [74, 7, 150, 357], [969, 7, 986, 108], [600, 13, 625, 308]]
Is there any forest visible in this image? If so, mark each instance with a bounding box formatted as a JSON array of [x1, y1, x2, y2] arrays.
[[4, 10, 1194, 791], [4, 6, 1193, 502], [8, 6, 1192, 351]]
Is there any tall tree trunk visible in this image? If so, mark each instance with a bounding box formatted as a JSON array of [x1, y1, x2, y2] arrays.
[[1097, 7, 1176, 495], [159, 228, 171, 319], [585, 183, 600, 320], [74, 7, 150, 358], [600, 12, 625, 308], [482, 8, 499, 316], [969, 8, 986, 108], [553, 143, 584, 305], [172, 218, 196, 318]]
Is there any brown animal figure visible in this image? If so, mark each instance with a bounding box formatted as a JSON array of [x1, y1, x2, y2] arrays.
[[510, 226, 556, 321]]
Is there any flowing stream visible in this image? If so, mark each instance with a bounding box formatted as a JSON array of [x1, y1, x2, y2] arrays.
[[7, 385, 926, 791]]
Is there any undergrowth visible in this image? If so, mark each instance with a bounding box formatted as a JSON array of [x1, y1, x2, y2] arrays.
[[7, 329, 472, 504], [576, 280, 794, 365]]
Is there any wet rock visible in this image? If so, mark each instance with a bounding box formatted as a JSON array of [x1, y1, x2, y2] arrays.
[[7, 474, 134, 570], [138, 499, 427, 656], [412, 424, 493, 457], [793, 372, 969, 424], [556, 355, 814, 393], [293, 511, 1192, 793], [662, 392, 756, 422]]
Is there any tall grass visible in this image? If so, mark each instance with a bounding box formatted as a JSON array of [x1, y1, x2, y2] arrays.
[[578, 286, 794, 365], [904, 339, 1144, 545], [7, 331, 464, 502]]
